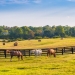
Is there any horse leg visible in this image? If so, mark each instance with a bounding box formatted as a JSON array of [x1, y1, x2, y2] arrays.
[[21, 55, 23, 60], [47, 52, 50, 57], [10, 55, 13, 62], [18, 56, 20, 61], [54, 53, 56, 57], [38, 52, 41, 56], [37, 52, 39, 57], [35, 52, 37, 57], [35, 53, 37, 57], [49, 53, 51, 57], [47, 50, 50, 57], [39, 53, 41, 56]]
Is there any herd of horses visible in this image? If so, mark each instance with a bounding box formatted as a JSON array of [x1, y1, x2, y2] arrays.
[[6, 48, 56, 61]]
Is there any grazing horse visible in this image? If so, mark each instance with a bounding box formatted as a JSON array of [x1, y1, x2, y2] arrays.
[[6, 50, 23, 61], [47, 48, 56, 57], [30, 49, 42, 57]]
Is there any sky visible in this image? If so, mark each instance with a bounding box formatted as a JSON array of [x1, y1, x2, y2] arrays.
[[0, 0, 75, 27]]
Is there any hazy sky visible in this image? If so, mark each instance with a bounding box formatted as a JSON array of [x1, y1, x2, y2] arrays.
[[0, 0, 75, 27]]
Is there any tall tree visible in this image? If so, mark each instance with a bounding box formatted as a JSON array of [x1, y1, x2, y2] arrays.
[[15, 27, 23, 38], [55, 25, 65, 37], [9, 26, 18, 39], [21, 26, 31, 39]]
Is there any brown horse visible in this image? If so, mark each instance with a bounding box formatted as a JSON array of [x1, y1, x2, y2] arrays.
[[47, 48, 56, 57], [6, 50, 23, 61]]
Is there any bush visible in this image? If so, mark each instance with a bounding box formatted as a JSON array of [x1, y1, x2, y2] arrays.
[[16, 38, 24, 41], [34, 36, 42, 39], [53, 36, 60, 38], [7, 39, 16, 42], [43, 36, 49, 39], [2, 39, 6, 42]]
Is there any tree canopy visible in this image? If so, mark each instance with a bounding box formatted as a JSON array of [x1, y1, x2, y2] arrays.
[[0, 25, 74, 40]]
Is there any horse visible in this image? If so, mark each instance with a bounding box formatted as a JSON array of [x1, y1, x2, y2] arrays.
[[47, 48, 56, 57], [6, 50, 23, 61], [30, 49, 42, 57]]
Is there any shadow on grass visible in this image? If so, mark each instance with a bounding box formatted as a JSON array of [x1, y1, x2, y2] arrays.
[[1, 70, 10, 72], [17, 66, 39, 70], [44, 67, 60, 70], [17, 67, 30, 70]]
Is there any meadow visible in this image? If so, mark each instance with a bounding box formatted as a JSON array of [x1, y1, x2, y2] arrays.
[[0, 54, 75, 75], [0, 38, 75, 75], [0, 38, 75, 49]]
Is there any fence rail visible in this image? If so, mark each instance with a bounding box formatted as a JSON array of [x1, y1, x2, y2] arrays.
[[0, 46, 75, 58]]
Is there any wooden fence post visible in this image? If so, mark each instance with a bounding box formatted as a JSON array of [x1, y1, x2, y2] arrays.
[[56, 48, 57, 52], [4, 50, 6, 58], [64, 47, 65, 52], [71, 48, 73, 54], [29, 50, 30, 56], [62, 49, 64, 55], [24, 50, 26, 56]]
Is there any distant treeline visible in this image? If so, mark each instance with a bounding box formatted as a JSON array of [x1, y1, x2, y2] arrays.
[[0, 25, 75, 41]]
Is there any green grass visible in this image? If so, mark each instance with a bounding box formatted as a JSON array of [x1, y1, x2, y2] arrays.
[[0, 38, 75, 49], [0, 38, 75, 75], [0, 54, 75, 75]]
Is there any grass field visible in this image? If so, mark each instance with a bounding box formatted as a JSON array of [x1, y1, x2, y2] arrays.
[[0, 38, 75, 49], [0, 38, 75, 75], [0, 54, 75, 75]]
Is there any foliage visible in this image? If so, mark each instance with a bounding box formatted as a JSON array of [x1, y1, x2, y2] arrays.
[[0, 25, 75, 40], [34, 36, 42, 39], [53, 36, 60, 38]]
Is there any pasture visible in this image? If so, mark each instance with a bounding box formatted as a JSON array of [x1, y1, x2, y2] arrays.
[[0, 38, 75, 75], [0, 54, 75, 75], [0, 38, 75, 49]]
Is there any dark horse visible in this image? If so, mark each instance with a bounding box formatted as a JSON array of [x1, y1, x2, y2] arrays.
[[47, 48, 56, 57], [6, 50, 23, 61]]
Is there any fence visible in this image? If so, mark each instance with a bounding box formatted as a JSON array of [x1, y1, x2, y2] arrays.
[[0, 50, 6, 58], [0, 46, 75, 58]]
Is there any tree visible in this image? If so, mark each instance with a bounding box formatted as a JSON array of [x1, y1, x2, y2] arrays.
[[9, 26, 20, 39], [55, 25, 65, 37], [28, 30, 35, 39], [43, 25, 51, 31], [15, 27, 23, 38], [21, 26, 31, 39], [0, 29, 9, 39], [63, 25, 71, 37], [43, 25, 54, 38], [69, 27, 75, 37]]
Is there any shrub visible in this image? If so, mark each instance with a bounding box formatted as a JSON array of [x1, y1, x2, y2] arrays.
[[34, 36, 42, 39]]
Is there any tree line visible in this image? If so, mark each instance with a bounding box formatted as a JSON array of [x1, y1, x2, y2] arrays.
[[0, 25, 75, 41]]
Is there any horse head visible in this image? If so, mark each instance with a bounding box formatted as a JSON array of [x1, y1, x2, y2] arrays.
[[6, 50, 10, 53]]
